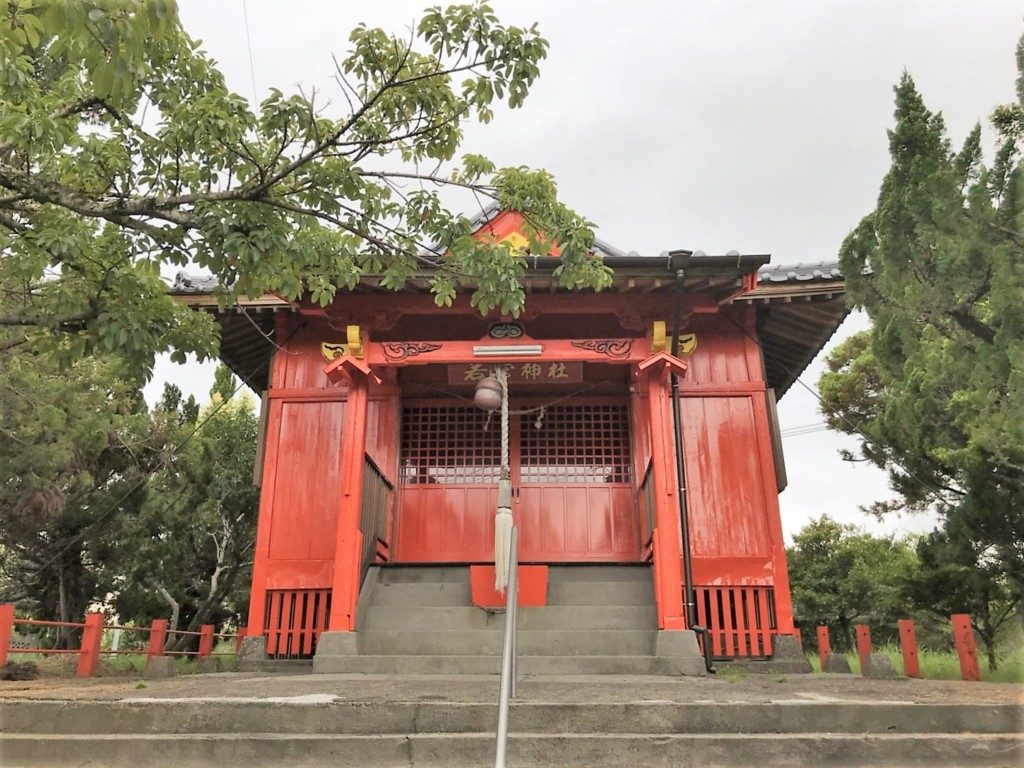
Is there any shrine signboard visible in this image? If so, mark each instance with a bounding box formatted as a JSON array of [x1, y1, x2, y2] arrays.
[[448, 362, 583, 385]]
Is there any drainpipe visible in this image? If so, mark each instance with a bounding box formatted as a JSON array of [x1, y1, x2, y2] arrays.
[[669, 258, 712, 671]]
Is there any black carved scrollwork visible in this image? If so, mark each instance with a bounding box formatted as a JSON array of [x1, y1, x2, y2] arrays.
[[488, 322, 524, 339], [381, 342, 443, 361], [570, 338, 633, 359]]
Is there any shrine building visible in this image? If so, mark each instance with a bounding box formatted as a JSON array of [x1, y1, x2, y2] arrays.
[[173, 207, 847, 673]]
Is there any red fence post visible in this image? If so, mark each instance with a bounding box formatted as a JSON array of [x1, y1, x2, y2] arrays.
[[147, 619, 168, 662], [855, 624, 872, 676], [0, 603, 14, 667], [897, 618, 921, 678], [951, 614, 981, 682], [816, 626, 831, 670], [198, 624, 214, 659], [75, 612, 104, 678], [235, 626, 247, 655]]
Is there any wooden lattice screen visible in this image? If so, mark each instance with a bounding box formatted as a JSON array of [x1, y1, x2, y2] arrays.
[[520, 404, 632, 484], [400, 406, 501, 485], [264, 588, 330, 659], [693, 585, 777, 659]]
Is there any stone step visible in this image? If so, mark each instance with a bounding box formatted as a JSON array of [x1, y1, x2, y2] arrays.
[[4, 700, 1019, 737], [369, 582, 472, 606], [356, 629, 656, 657], [375, 565, 653, 584], [545, 565, 652, 582], [369, 582, 656, 607], [2, 732, 1020, 767], [311, 654, 705, 675], [376, 566, 470, 584], [236, 658, 313, 674], [360, 604, 657, 631], [546, 580, 653, 605]]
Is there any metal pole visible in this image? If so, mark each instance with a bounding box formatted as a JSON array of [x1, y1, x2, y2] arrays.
[[494, 526, 519, 768], [671, 268, 697, 629], [510, 530, 519, 699]]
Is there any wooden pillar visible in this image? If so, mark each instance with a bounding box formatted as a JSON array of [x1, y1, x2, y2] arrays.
[[325, 355, 374, 632], [816, 625, 831, 670], [951, 614, 981, 681], [750, 391, 797, 635], [147, 619, 168, 661], [637, 353, 688, 630], [197, 625, 215, 659], [898, 619, 921, 678], [855, 624, 872, 676], [0, 603, 14, 667], [76, 612, 104, 678]]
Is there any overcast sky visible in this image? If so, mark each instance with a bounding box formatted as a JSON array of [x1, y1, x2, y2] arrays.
[[148, 0, 1022, 542]]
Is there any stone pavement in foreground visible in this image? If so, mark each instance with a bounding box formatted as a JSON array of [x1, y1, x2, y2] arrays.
[[1, 671, 1021, 706]]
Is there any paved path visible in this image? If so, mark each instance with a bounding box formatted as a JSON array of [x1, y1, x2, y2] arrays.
[[1, 671, 1021, 705]]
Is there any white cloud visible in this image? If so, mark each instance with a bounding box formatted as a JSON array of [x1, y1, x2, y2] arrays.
[[156, 0, 1016, 538]]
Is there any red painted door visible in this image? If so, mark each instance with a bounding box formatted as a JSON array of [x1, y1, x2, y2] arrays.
[[394, 399, 639, 563]]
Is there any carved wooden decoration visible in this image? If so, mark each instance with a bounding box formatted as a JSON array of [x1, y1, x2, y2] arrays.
[[570, 339, 633, 358], [381, 342, 443, 361]]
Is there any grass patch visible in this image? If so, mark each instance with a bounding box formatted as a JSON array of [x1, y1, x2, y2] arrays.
[[1, 651, 239, 679], [805, 644, 1024, 683]]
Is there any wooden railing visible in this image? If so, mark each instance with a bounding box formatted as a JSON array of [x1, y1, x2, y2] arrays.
[[360, 454, 393, 583], [692, 585, 777, 659], [638, 460, 655, 545], [0, 603, 244, 676]]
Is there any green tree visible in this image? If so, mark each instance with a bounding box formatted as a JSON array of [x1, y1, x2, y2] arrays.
[[0, 352, 166, 644], [786, 516, 920, 651], [819, 37, 1024, 600], [907, 528, 1018, 670], [110, 369, 259, 647], [0, 0, 607, 370]]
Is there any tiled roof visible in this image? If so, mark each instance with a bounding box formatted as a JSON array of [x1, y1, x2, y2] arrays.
[[173, 261, 846, 296], [459, 202, 630, 259], [170, 272, 219, 295], [757, 261, 842, 283]]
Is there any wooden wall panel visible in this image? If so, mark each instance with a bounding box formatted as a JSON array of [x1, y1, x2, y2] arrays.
[[680, 396, 772, 559], [682, 308, 762, 386], [272, 320, 342, 390], [517, 485, 638, 562], [265, 400, 346, 565], [366, 396, 399, 483]]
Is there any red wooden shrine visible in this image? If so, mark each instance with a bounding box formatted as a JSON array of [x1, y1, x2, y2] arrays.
[[175, 208, 847, 661]]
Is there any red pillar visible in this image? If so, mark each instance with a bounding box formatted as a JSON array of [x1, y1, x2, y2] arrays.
[[0, 603, 14, 667], [235, 627, 247, 655], [76, 612, 104, 678], [855, 624, 872, 676], [897, 619, 921, 678], [245, 398, 282, 642], [951, 614, 981, 681], [197, 624, 215, 659], [750, 391, 796, 635], [816, 626, 831, 670], [147, 619, 168, 661], [638, 354, 688, 631], [325, 356, 373, 632]]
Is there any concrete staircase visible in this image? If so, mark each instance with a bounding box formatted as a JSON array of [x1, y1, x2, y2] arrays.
[[313, 564, 705, 675], [2, 695, 1021, 767]]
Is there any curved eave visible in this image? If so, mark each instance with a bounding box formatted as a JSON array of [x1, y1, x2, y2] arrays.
[[730, 278, 848, 398]]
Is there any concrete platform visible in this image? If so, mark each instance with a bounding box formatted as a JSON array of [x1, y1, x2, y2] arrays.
[[1, 671, 1021, 766]]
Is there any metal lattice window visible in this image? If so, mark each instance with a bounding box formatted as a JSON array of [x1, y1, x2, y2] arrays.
[[520, 404, 631, 484], [400, 406, 502, 485]]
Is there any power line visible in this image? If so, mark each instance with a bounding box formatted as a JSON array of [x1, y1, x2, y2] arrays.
[[721, 310, 963, 506], [241, 0, 259, 106]]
